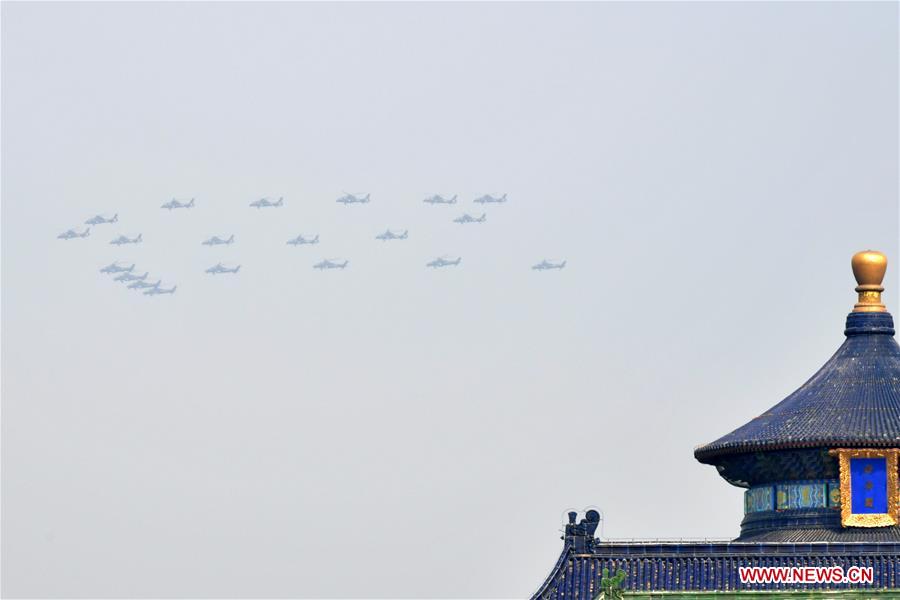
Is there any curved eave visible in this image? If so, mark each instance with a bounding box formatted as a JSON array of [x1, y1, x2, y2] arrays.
[[529, 542, 574, 600], [695, 436, 900, 463], [695, 312, 900, 465]]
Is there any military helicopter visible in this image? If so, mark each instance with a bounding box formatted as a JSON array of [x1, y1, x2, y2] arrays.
[[109, 233, 142, 245], [205, 263, 241, 275], [128, 279, 161, 291], [100, 262, 135, 274], [85, 213, 118, 225], [114, 271, 149, 283], [423, 194, 457, 205], [336, 193, 370, 205], [313, 259, 349, 270], [287, 234, 320, 246], [426, 256, 462, 268], [57, 227, 90, 240], [375, 229, 408, 242], [201, 235, 235, 246], [453, 213, 486, 224], [144, 284, 177, 296], [473, 193, 507, 204], [532, 259, 567, 271], [249, 197, 283, 208], [161, 198, 195, 210]]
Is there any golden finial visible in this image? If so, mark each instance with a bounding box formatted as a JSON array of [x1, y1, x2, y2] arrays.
[[851, 250, 888, 312]]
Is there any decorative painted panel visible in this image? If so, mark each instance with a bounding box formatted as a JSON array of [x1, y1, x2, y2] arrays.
[[744, 486, 774, 514], [776, 481, 828, 510], [749, 480, 840, 513], [828, 480, 842, 508], [787, 481, 827, 509]]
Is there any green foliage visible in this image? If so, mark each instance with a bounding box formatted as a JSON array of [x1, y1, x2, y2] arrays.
[[596, 567, 626, 600]]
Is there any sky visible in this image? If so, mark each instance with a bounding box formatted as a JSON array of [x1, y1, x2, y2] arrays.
[[2, 2, 898, 598]]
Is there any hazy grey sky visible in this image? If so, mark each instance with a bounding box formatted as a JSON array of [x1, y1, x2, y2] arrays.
[[2, 2, 898, 598]]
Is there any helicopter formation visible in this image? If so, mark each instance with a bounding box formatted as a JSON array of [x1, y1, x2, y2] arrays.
[[97, 261, 177, 296], [57, 192, 566, 297]]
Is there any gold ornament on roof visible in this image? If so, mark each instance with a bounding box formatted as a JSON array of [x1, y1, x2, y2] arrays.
[[851, 250, 888, 313]]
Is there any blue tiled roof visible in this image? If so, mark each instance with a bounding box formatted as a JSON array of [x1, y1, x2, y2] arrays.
[[695, 312, 900, 462], [530, 540, 900, 598]]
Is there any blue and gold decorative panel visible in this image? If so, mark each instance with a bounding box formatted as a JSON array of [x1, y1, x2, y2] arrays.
[[788, 482, 827, 509], [830, 448, 900, 528], [774, 481, 828, 510], [744, 486, 774, 514], [776, 485, 788, 510], [744, 477, 900, 515], [828, 480, 841, 508]]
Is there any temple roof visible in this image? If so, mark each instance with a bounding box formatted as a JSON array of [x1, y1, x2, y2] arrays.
[[696, 251, 900, 463], [529, 533, 900, 598]]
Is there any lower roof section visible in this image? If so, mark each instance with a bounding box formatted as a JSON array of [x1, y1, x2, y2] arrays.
[[530, 541, 900, 599], [740, 525, 900, 543]]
